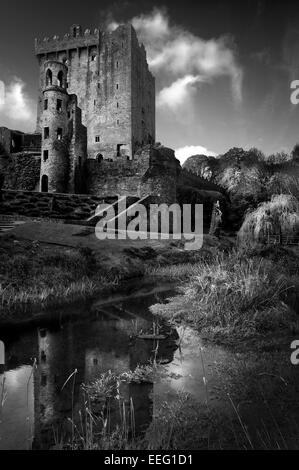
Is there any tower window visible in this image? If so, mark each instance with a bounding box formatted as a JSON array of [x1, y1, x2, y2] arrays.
[[67, 111, 71, 119], [117, 120, 119, 125], [91, 54, 96, 62], [116, 84, 119, 90], [41, 175, 48, 193], [46, 69, 52, 86], [44, 127, 49, 139], [117, 102, 119, 108], [94, 100, 96, 106], [43, 150, 49, 161], [95, 135, 100, 143], [56, 99, 62, 112], [117, 144, 123, 157], [57, 71, 63, 87], [78, 156, 82, 167], [57, 128, 63, 140], [116, 61, 119, 68], [44, 99, 48, 110], [98, 83, 100, 89]]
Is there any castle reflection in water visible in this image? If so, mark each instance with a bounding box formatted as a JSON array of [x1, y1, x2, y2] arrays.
[[0, 292, 178, 449]]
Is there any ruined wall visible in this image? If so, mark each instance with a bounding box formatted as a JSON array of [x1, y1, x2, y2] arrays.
[[0, 127, 11, 154], [0, 154, 41, 191], [86, 145, 180, 201], [86, 151, 150, 196]]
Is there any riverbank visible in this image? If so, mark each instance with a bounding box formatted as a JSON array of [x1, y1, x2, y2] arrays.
[[0, 219, 233, 325], [0, 234, 146, 323], [148, 244, 299, 348]]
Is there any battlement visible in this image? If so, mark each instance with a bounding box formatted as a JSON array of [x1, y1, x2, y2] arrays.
[[35, 24, 101, 55]]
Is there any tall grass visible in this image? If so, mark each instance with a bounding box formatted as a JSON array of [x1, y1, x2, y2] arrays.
[[150, 250, 299, 342]]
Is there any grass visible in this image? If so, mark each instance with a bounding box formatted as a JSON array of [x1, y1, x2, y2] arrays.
[[0, 235, 145, 319], [149, 247, 299, 345]]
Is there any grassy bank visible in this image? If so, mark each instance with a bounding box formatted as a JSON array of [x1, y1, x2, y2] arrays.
[[0, 235, 145, 320], [148, 245, 299, 346]]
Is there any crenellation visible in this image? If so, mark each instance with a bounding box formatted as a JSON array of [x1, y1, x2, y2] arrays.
[[35, 23, 155, 160]]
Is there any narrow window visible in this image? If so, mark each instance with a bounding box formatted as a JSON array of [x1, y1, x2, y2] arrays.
[[57, 71, 63, 87], [91, 54, 96, 62], [56, 99, 62, 112], [94, 99, 96, 106], [44, 127, 49, 139], [44, 99, 48, 110], [117, 120, 119, 125], [43, 150, 49, 161], [116, 84, 119, 90], [117, 102, 119, 108], [95, 135, 100, 143], [46, 69, 52, 86], [117, 144, 122, 157], [73, 27, 76, 38], [41, 175, 48, 193], [116, 61, 119, 68], [78, 156, 82, 167], [98, 83, 100, 89], [67, 111, 71, 119], [57, 128, 62, 140]]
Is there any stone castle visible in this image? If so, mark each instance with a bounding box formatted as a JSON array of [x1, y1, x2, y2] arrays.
[[0, 23, 224, 221]]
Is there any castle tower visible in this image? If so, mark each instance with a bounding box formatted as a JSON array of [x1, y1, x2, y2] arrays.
[[35, 24, 155, 161], [40, 60, 87, 194]]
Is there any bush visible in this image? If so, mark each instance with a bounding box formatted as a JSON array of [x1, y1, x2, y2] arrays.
[[238, 194, 299, 246]]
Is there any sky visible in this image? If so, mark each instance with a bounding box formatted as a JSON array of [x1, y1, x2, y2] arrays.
[[1, 0, 299, 162]]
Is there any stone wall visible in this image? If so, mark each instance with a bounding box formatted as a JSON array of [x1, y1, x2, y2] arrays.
[[0, 190, 115, 220], [35, 23, 155, 160], [86, 145, 180, 201], [0, 153, 41, 191]]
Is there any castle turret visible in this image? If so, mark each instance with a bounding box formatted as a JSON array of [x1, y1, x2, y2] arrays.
[[40, 60, 87, 194]]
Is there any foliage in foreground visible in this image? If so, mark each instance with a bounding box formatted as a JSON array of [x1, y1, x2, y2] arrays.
[[0, 236, 144, 317], [149, 248, 299, 343]]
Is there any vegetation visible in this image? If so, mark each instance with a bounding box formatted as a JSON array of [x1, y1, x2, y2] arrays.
[[183, 145, 299, 229], [149, 247, 299, 345], [0, 235, 144, 319], [238, 195, 299, 246]]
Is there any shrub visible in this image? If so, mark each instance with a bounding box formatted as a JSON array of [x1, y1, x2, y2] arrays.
[[238, 194, 299, 246]]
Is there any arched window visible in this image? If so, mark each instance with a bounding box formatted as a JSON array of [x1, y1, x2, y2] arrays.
[[57, 71, 63, 87], [73, 27, 77, 38], [41, 175, 48, 193], [46, 69, 52, 86]]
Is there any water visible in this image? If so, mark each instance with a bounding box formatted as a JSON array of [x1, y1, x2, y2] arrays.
[[0, 284, 230, 450]]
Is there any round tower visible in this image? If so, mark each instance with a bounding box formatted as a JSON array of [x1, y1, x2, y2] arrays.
[[40, 60, 70, 193]]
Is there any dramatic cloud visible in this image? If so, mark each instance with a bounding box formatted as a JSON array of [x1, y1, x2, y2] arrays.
[[0, 78, 35, 130], [157, 75, 203, 110], [175, 145, 217, 165], [130, 9, 243, 107]]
